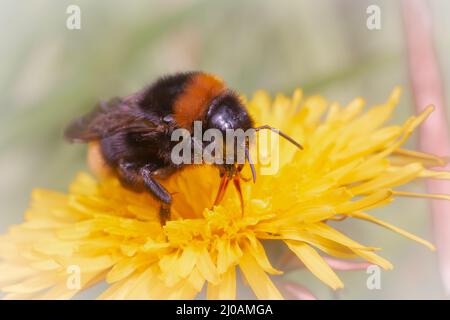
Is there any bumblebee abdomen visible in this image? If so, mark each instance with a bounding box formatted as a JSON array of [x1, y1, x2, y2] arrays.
[[87, 141, 113, 179], [140, 72, 195, 117]]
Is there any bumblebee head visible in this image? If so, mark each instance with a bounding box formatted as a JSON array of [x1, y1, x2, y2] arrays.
[[205, 91, 253, 135], [204, 89, 302, 185], [203, 91, 254, 175]]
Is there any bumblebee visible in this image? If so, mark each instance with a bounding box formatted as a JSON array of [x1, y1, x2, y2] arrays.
[[65, 72, 301, 223]]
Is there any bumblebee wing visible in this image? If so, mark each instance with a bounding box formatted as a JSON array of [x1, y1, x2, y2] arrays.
[[65, 98, 124, 142], [64, 98, 162, 142]]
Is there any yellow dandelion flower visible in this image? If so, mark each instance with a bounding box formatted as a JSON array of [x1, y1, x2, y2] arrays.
[[1, 87, 449, 300]]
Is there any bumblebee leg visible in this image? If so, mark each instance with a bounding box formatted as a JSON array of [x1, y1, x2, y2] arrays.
[[117, 161, 143, 191], [140, 165, 172, 224]]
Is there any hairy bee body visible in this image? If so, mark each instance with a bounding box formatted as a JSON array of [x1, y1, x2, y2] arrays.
[[65, 71, 254, 223]]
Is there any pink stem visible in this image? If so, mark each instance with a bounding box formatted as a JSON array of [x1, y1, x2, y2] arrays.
[[279, 250, 371, 272], [402, 0, 450, 295], [278, 281, 317, 300], [322, 256, 372, 271]]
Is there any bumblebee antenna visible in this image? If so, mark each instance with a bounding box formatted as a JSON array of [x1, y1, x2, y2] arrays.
[[245, 140, 257, 183], [254, 125, 303, 150]]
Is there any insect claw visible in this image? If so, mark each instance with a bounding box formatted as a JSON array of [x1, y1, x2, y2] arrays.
[[159, 204, 171, 225]]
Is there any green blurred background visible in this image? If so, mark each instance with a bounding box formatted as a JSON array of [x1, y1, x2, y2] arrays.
[[0, 0, 449, 299]]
